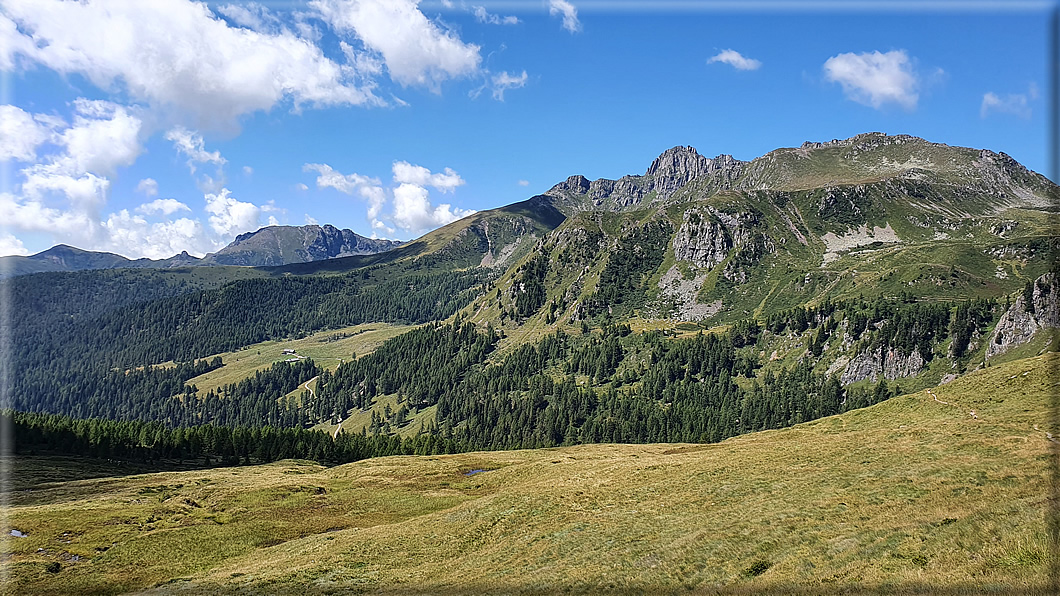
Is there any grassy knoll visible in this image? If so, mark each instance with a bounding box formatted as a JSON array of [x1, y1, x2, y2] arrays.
[[4, 352, 1057, 595], [184, 323, 415, 395]]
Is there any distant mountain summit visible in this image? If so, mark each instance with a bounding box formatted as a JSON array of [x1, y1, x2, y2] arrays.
[[0, 225, 401, 277], [203, 225, 402, 266]]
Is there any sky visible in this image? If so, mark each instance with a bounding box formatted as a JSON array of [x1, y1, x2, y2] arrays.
[[0, 0, 1054, 259]]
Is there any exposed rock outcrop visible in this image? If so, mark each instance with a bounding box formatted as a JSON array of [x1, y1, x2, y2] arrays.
[[987, 272, 1059, 357], [840, 346, 925, 384], [673, 212, 732, 269], [672, 207, 762, 270], [546, 146, 745, 213]]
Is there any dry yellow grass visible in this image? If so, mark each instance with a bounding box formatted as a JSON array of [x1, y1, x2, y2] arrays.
[[4, 352, 1056, 595]]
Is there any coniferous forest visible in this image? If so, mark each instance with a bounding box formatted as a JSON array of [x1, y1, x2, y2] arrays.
[[8, 283, 1010, 467]]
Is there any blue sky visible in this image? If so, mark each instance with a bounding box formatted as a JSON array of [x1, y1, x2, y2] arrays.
[[0, 0, 1053, 258]]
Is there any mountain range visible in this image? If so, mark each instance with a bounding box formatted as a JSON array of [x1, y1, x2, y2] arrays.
[[0, 224, 403, 277], [6, 132, 1058, 594]]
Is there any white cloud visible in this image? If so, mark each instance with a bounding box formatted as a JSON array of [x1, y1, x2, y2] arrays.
[[980, 84, 1037, 119], [491, 70, 528, 100], [311, 0, 481, 90], [0, 233, 29, 256], [243, 165, 253, 176], [0, 191, 100, 242], [304, 162, 387, 218], [136, 178, 159, 197], [215, 2, 281, 33], [305, 160, 471, 235], [297, 182, 309, 191], [165, 126, 226, 170], [473, 6, 519, 25], [102, 209, 212, 259], [518, 179, 530, 186], [392, 161, 464, 192], [823, 50, 918, 110], [0, 12, 33, 71], [204, 188, 266, 237], [20, 169, 110, 209], [5, 101, 141, 233], [707, 49, 761, 71], [0, 105, 54, 162], [1, 0, 381, 130], [137, 198, 191, 216], [304, 162, 379, 194], [305, 213, 319, 225], [549, 0, 581, 34], [55, 99, 144, 177], [392, 182, 472, 233]]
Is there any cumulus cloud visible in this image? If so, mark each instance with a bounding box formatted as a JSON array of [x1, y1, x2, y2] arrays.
[[0, 0, 381, 130], [304, 162, 387, 218], [311, 0, 481, 90], [136, 178, 159, 197], [392, 161, 464, 192], [518, 179, 530, 186], [53, 99, 144, 177], [305, 160, 472, 235], [707, 49, 761, 71], [0, 105, 55, 162], [305, 213, 319, 225], [392, 182, 473, 233], [137, 198, 191, 216], [389, 161, 473, 233], [15, 102, 142, 218], [242, 165, 253, 176], [204, 188, 271, 237], [0, 191, 100, 243], [549, 0, 581, 33], [0, 233, 29, 256], [102, 210, 212, 259], [823, 50, 918, 110], [980, 84, 1037, 119], [473, 6, 519, 25]]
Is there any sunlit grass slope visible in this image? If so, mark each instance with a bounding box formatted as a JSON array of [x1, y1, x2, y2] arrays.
[[5, 353, 1056, 595], [182, 322, 415, 396]]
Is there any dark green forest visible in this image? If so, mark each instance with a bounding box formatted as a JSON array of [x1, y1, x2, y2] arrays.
[[8, 280, 1009, 466]]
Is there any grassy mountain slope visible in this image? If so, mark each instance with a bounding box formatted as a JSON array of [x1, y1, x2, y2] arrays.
[[472, 134, 1055, 339], [6, 352, 1055, 594]]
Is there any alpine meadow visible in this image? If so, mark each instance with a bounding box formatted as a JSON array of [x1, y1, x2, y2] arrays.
[[1, 2, 1058, 595]]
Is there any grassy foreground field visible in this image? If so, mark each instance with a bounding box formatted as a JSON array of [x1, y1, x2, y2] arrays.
[[4, 353, 1057, 595]]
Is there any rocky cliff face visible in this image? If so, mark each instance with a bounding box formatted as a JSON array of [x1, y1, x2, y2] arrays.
[[840, 345, 926, 384], [987, 272, 1059, 357], [545, 146, 745, 213], [646, 147, 743, 196], [671, 207, 766, 278], [672, 210, 732, 269]]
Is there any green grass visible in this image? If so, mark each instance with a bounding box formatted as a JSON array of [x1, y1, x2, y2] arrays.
[[183, 323, 415, 395], [5, 352, 1056, 595]]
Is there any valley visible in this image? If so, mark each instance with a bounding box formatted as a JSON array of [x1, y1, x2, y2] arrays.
[[3, 133, 1058, 594]]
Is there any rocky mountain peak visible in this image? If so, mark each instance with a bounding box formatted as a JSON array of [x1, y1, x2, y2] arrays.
[[646, 146, 710, 179], [550, 175, 591, 194], [647, 146, 743, 196]]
